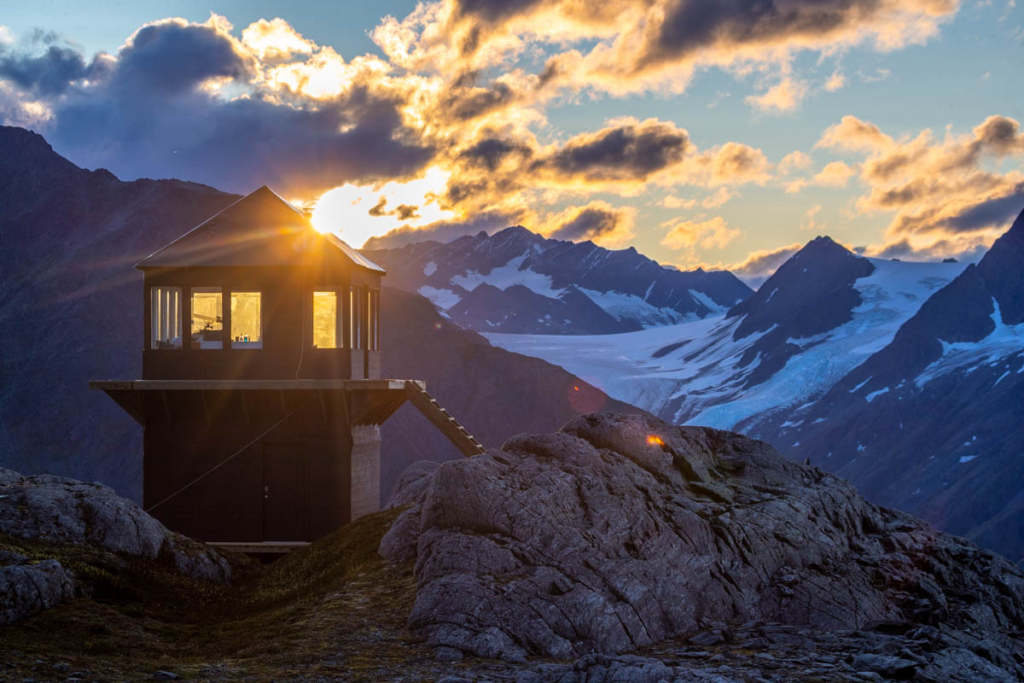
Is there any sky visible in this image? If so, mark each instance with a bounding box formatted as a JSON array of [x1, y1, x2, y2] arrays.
[[2, 0, 1023, 285]]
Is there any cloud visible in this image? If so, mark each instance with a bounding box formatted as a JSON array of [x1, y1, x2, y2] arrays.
[[800, 204, 824, 230], [745, 77, 808, 113], [240, 18, 315, 60], [812, 160, 856, 187], [815, 113, 1024, 255], [661, 215, 739, 262], [542, 201, 636, 246], [824, 69, 846, 91], [0, 15, 436, 196], [778, 150, 812, 174], [721, 242, 803, 289], [702, 187, 737, 208], [531, 117, 689, 184], [371, 0, 958, 104], [659, 195, 697, 209]]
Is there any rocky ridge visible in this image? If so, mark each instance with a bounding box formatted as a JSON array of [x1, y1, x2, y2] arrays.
[[0, 467, 230, 624], [381, 413, 1024, 679]]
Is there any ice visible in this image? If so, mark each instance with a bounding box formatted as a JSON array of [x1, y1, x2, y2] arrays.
[[865, 387, 890, 402], [450, 254, 563, 299], [485, 258, 966, 431], [578, 287, 693, 327], [959, 455, 978, 463], [418, 286, 461, 310], [423, 261, 437, 276], [916, 298, 1024, 387]]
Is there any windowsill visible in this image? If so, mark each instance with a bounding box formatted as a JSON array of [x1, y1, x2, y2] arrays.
[[231, 341, 263, 349]]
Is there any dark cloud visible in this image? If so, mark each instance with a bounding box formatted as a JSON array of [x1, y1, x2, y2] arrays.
[[870, 237, 989, 263], [11, 20, 435, 196], [368, 196, 389, 216], [534, 119, 688, 181], [443, 81, 516, 119], [368, 196, 421, 219], [0, 44, 109, 96], [728, 242, 802, 289], [548, 205, 624, 242], [941, 185, 1024, 233], [112, 20, 254, 94], [457, 136, 532, 171], [645, 0, 865, 69]]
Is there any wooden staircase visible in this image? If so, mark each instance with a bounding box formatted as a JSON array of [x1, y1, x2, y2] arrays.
[[404, 381, 487, 457]]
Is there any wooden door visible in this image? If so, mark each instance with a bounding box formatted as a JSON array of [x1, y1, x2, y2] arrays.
[[262, 443, 308, 541]]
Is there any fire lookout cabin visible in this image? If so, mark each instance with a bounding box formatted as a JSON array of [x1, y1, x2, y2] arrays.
[[92, 186, 484, 547]]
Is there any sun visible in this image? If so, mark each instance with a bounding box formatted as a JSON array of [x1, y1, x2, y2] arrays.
[[310, 167, 453, 248]]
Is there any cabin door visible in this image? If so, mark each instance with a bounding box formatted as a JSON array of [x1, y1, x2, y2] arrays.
[[262, 443, 309, 541]]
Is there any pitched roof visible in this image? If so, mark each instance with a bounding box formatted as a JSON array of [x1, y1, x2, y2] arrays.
[[136, 185, 385, 272]]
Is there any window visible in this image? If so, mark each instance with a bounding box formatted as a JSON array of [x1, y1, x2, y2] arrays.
[[231, 291, 262, 349], [312, 290, 340, 348], [150, 286, 182, 349], [350, 286, 361, 350], [191, 287, 223, 349]]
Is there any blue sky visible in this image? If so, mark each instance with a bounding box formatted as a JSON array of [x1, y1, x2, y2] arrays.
[[1, 0, 1022, 283]]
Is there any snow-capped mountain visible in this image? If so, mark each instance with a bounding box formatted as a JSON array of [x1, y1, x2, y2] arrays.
[[487, 237, 967, 429], [487, 221, 1024, 562], [750, 209, 1024, 562], [363, 226, 752, 334]]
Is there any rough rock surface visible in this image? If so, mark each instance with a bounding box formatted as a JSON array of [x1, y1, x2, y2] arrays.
[[0, 467, 231, 623], [381, 413, 1024, 676], [0, 550, 76, 625]]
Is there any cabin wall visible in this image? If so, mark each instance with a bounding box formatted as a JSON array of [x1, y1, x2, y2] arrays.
[[141, 389, 353, 542]]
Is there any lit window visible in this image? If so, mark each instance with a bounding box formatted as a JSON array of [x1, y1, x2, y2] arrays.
[[150, 286, 182, 349], [312, 290, 339, 348], [231, 291, 262, 349], [191, 287, 223, 349]]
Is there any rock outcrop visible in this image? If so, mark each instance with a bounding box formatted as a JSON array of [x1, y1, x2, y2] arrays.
[[0, 467, 231, 624], [381, 413, 1024, 677]]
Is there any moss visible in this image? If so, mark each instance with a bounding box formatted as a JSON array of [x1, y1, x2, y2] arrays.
[[0, 509, 451, 682]]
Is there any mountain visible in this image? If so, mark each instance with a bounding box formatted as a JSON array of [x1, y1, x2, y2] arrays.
[[363, 226, 753, 334], [749, 209, 1024, 561], [0, 126, 238, 490], [0, 125, 643, 500], [486, 225, 1024, 561], [488, 238, 966, 429]]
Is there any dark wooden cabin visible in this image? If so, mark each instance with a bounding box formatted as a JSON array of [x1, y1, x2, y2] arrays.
[[93, 187, 483, 548]]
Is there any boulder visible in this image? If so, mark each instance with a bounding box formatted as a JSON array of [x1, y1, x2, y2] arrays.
[[0, 467, 231, 623], [0, 551, 76, 625], [381, 413, 1024, 666]]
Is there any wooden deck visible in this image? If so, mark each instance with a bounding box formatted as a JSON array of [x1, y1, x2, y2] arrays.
[[91, 377, 487, 457]]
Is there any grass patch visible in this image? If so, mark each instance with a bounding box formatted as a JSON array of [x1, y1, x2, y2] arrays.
[[0, 508, 448, 682]]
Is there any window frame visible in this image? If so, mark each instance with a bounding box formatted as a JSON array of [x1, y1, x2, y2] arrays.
[[349, 285, 362, 350]]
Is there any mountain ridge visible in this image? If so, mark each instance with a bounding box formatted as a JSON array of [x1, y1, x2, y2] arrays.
[[363, 224, 753, 334]]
